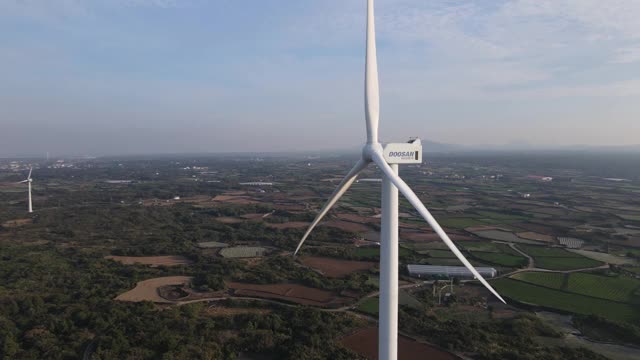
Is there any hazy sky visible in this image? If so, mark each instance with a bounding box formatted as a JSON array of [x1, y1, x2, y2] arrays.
[[1, 0, 639, 156]]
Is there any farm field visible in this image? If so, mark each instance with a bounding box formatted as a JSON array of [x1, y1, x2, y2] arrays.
[[517, 245, 604, 270], [1, 218, 32, 228], [226, 282, 348, 307], [300, 256, 376, 278], [470, 230, 542, 244], [321, 220, 371, 233], [568, 249, 637, 265], [567, 273, 640, 302], [534, 256, 603, 271], [558, 237, 584, 248], [458, 241, 501, 252], [220, 246, 268, 258], [516, 231, 555, 243], [357, 297, 379, 315], [105, 255, 193, 267], [438, 217, 488, 229], [341, 327, 456, 360], [197, 241, 229, 248], [510, 272, 564, 289], [517, 245, 581, 257], [470, 252, 527, 267], [116, 276, 192, 303], [352, 246, 412, 260], [492, 278, 640, 323], [265, 221, 309, 229]]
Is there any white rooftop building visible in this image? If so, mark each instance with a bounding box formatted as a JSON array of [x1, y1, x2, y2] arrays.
[[407, 265, 497, 279]]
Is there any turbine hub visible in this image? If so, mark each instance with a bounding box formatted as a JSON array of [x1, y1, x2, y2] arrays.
[[362, 142, 383, 161]]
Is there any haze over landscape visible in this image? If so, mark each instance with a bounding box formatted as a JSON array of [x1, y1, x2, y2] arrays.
[[1, 0, 640, 156]]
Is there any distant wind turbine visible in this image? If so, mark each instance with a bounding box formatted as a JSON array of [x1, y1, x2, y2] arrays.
[[293, 1, 505, 359], [18, 167, 34, 213]]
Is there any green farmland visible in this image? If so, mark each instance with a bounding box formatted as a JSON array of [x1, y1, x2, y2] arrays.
[[471, 252, 527, 267], [517, 245, 604, 270], [534, 257, 603, 271], [567, 273, 640, 303], [492, 278, 640, 323], [357, 297, 379, 316], [458, 241, 501, 252], [510, 272, 564, 289], [517, 245, 581, 258], [439, 217, 489, 229], [352, 246, 412, 260]]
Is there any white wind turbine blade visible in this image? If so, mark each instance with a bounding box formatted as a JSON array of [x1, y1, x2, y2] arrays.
[[294, 159, 369, 256], [18, 180, 29, 183], [27, 167, 33, 180], [372, 153, 506, 303], [364, 0, 379, 144]]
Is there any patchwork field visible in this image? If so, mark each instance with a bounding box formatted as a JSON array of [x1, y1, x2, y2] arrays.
[[567, 273, 640, 302], [492, 278, 640, 323], [511, 272, 564, 289], [517, 245, 604, 270], [341, 327, 456, 360], [568, 249, 637, 265], [516, 232, 554, 243], [321, 220, 372, 233], [300, 256, 376, 278], [116, 276, 192, 303], [470, 230, 542, 244], [471, 252, 527, 267], [105, 255, 193, 267]]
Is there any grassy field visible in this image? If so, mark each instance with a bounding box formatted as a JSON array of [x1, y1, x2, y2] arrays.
[[439, 217, 488, 229], [471, 252, 527, 267], [567, 273, 640, 302], [518, 245, 582, 258], [517, 245, 605, 270], [510, 272, 565, 289], [474, 210, 529, 222], [492, 278, 640, 323], [353, 246, 412, 260], [617, 214, 640, 222], [219, 246, 268, 258], [470, 230, 541, 244], [426, 250, 456, 258], [357, 297, 379, 315], [534, 257, 603, 271], [458, 241, 501, 252], [569, 249, 637, 265]]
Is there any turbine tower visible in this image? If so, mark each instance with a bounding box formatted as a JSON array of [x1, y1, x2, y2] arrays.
[[19, 167, 33, 213], [294, 1, 505, 359]]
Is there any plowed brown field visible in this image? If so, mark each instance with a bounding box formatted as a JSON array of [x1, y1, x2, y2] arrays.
[[226, 282, 347, 307], [300, 256, 376, 278], [341, 327, 457, 360]]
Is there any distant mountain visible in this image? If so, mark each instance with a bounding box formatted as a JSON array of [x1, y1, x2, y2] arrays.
[[418, 139, 640, 153]]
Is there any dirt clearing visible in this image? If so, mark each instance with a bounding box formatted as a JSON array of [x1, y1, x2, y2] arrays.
[[116, 276, 192, 303]]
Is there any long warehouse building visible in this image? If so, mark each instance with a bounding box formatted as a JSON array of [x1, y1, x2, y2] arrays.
[[407, 264, 497, 279]]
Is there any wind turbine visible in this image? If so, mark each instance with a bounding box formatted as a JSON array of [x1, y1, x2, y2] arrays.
[[18, 167, 33, 213], [293, 1, 505, 359]]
